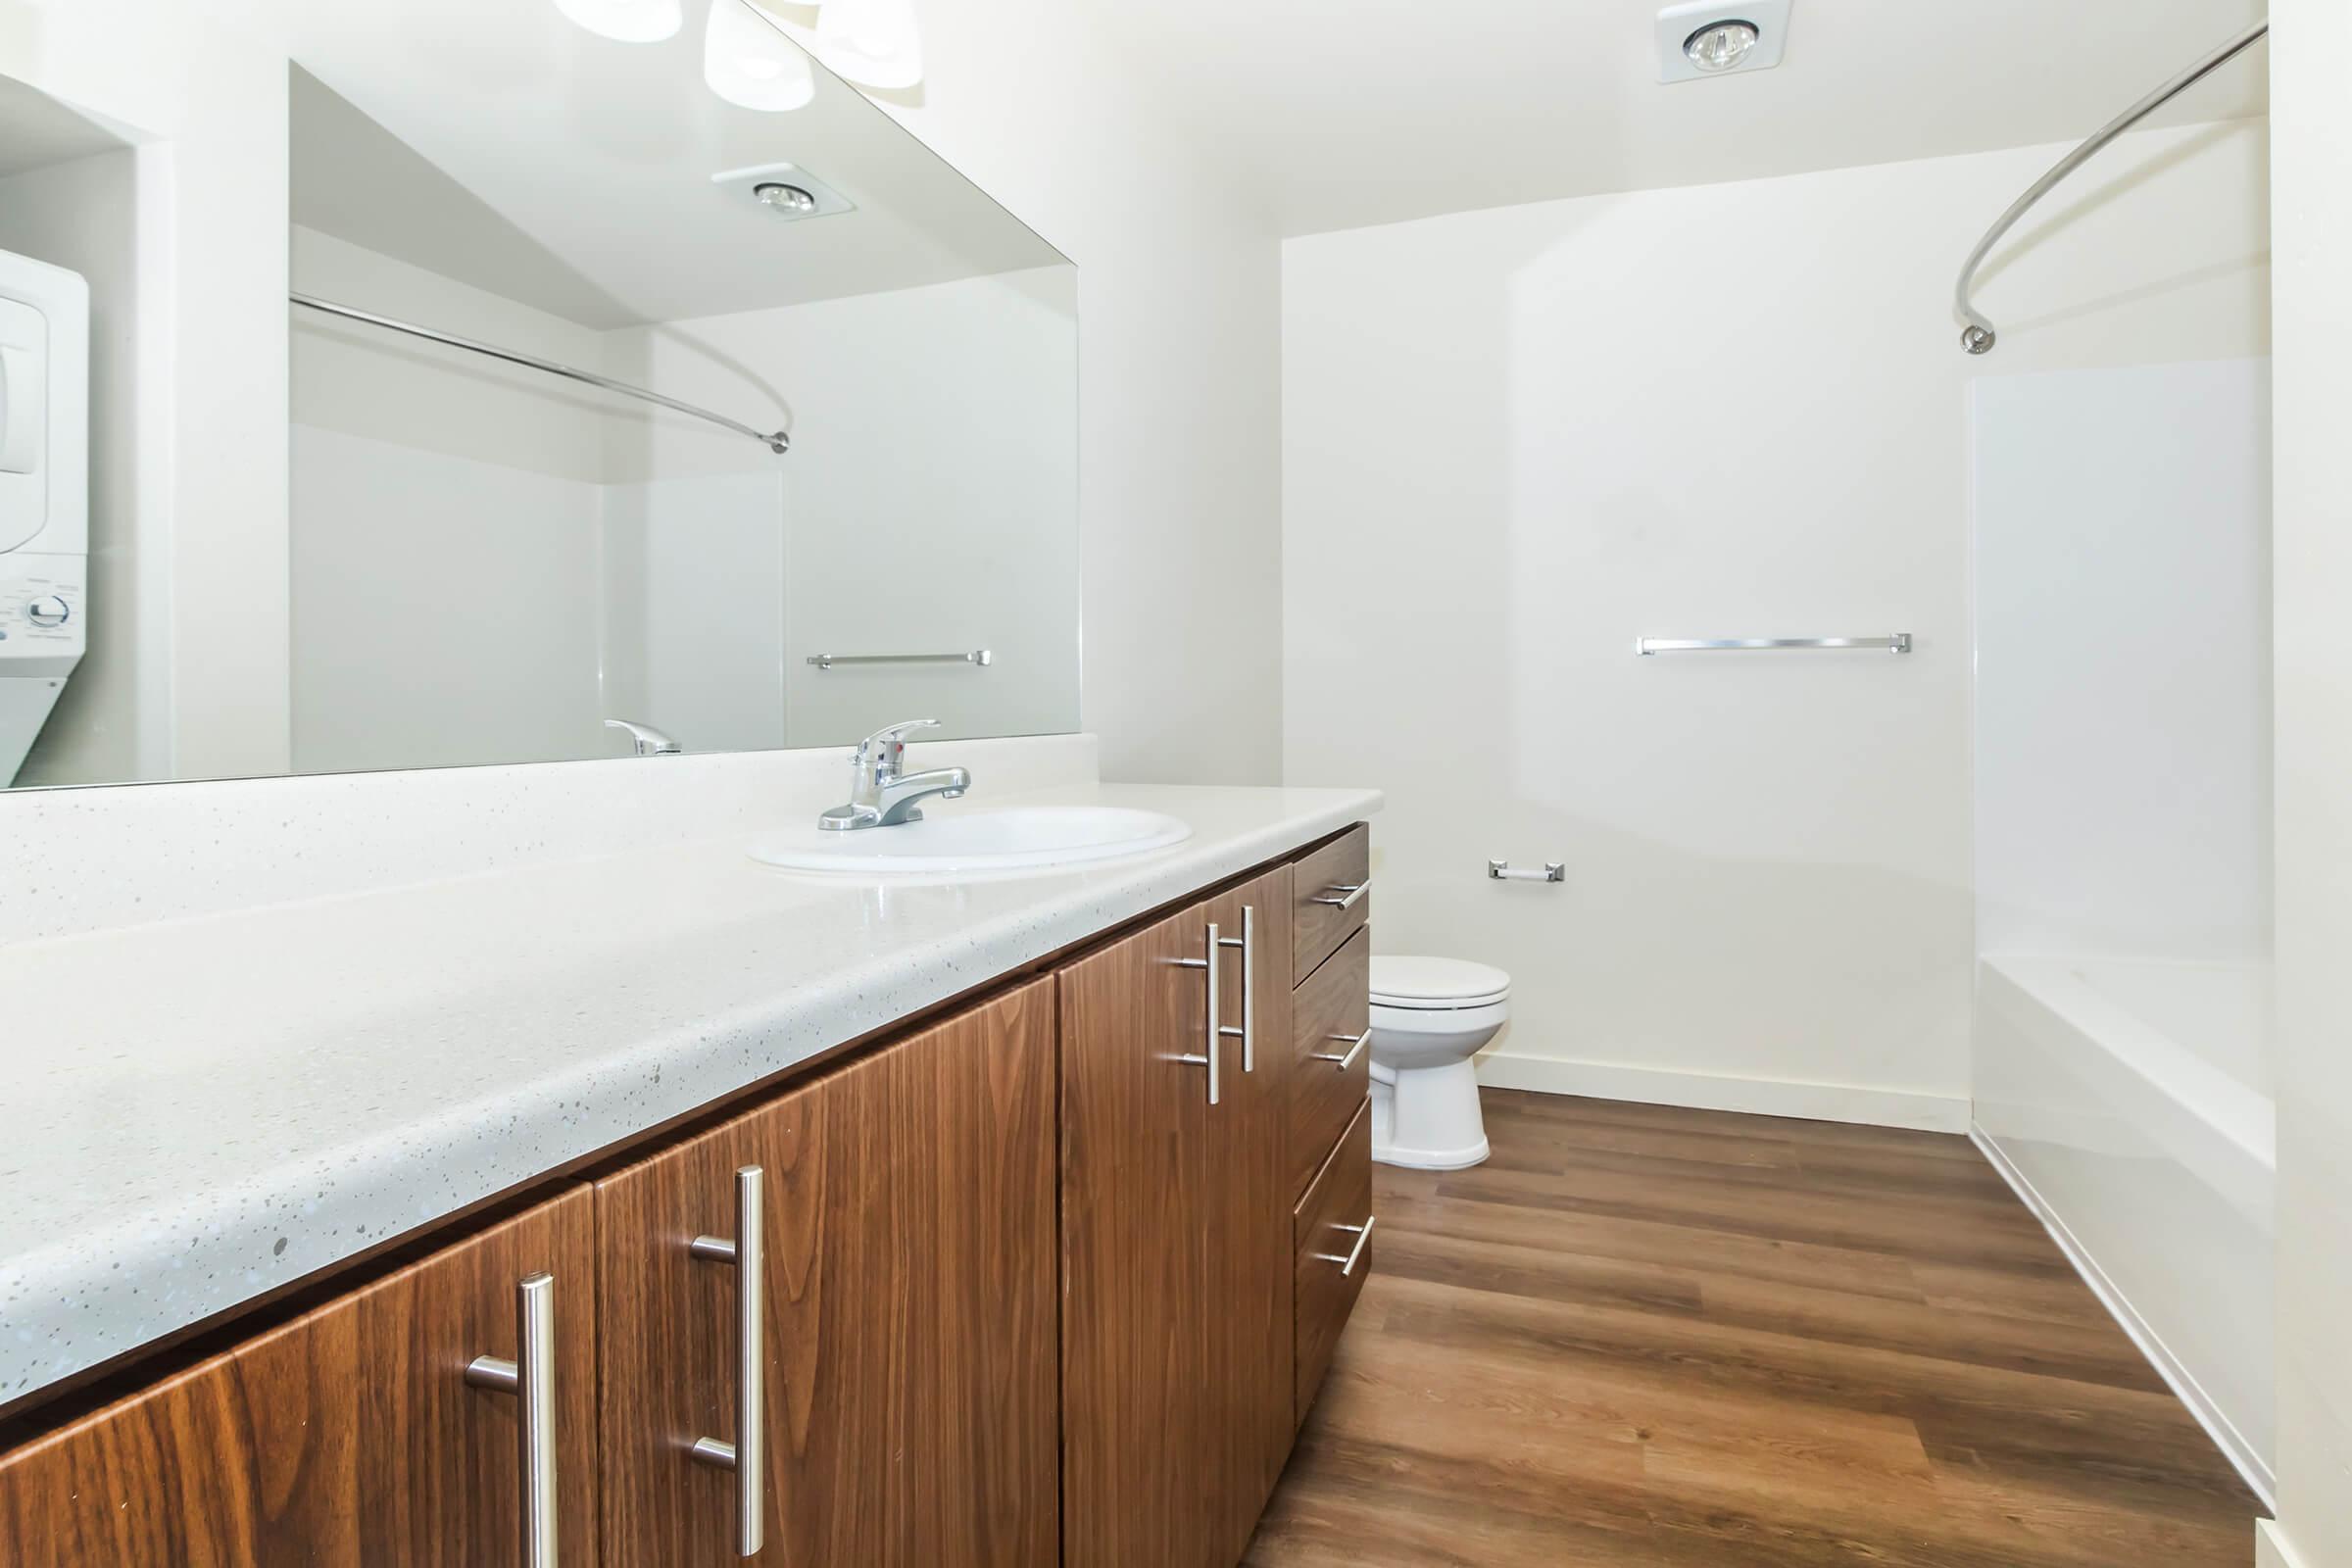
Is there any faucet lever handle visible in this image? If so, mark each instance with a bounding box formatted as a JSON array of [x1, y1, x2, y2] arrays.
[[855, 717, 941, 766]]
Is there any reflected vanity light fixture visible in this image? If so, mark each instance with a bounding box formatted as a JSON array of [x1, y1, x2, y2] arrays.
[[706, 0, 818, 112], [752, 0, 924, 90], [552, 0, 683, 43]]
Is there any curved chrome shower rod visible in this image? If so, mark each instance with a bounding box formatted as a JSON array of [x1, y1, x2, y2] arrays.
[[292, 292, 792, 455], [1953, 18, 2269, 356]]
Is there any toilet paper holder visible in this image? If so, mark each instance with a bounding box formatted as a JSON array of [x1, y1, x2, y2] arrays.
[[1488, 859, 1564, 884]]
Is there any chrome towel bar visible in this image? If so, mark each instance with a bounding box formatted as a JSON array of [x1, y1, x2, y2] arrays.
[[1636, 635, 1912, 657], [806, 649, 993, 670]]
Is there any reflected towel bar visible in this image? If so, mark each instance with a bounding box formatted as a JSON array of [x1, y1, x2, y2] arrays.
[[1636, 635, 1912, 657], [291, 292, 792, 455], [806, 649, 993, 670]]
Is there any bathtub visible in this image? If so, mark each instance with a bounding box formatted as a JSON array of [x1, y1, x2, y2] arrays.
[[1973, 955, 2275, 1505]]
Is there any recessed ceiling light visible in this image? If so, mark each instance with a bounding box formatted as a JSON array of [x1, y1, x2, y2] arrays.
[[712, 162, 858, 223], [1655, 0, 1789, 84], [1684, 20, 1759, 73], [755, 182, 818, 216]]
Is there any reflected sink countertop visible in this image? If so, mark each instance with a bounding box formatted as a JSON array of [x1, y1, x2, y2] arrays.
[[0, 779, 1381, 1408]]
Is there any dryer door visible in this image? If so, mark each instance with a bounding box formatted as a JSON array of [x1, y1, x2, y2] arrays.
[[0, 294, 46, 553]]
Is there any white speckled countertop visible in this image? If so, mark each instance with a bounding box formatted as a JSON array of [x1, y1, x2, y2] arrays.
[[1, 778, 1379, 1404]]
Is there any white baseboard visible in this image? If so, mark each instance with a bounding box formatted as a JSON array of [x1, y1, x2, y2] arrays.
[[1972, 1125, 2278, 1514], [1471, 1054, 1970, 1134], [2256, 1520, 2306, 1568]]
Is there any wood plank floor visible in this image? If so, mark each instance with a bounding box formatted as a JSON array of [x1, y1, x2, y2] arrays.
[[1246, 1091, 2262, 1568]]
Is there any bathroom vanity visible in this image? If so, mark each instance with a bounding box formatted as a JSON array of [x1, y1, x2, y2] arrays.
[[0, 785, 1375, 1568]]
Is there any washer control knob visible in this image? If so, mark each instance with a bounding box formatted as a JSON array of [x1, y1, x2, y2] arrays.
[[25, 595, 70, 628]]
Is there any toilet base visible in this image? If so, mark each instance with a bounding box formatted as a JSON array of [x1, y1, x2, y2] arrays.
[[1369, 1058, 1491, 1170]]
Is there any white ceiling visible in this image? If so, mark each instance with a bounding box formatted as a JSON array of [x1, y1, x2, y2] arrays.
[[268, 0, 1066, 328], [1092, 0, 2272, 237]]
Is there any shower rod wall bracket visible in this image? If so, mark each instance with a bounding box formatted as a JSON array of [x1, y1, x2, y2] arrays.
[[1952, 17, 2267, 355], [292, 293, 792, 456]]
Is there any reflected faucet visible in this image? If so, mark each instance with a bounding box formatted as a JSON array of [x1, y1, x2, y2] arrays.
[[606, 718, 682, 757], [819, 718, 970, 832]]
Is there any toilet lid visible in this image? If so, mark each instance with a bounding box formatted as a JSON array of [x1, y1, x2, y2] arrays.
[[1369, 955, 1511, 1009]]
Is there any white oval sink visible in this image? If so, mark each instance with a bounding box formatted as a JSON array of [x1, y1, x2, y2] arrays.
[[748, 806, 1191, 876]]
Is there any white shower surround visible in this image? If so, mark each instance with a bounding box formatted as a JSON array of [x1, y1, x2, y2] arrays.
[[1974, 954, 2276, 1504], [1971, 356, 2276, 1506]]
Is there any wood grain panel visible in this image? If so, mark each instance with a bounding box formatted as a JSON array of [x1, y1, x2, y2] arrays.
[[1290, 825, 1369, 985], [1247, 1090, 2264, 1568], [1204, 865, 1298, 1564], [0, 1188, 600, 1567], [1291, 1099, 1372, 1429], [1058, 892, 1221, 1568], [1286, 925, 1369, 1200], [1060, 865, 1298, 1568], [596, 980, 1057, 1568]]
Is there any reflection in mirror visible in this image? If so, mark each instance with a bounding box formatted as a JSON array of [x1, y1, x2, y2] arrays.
[[0, 0, 1078, 788]]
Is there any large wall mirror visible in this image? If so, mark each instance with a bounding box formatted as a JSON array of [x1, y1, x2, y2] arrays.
[[0, 0, 1078, 789]]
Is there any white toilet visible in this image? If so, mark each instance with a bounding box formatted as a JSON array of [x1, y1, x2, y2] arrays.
[[1366, 956, 1510, 1170]]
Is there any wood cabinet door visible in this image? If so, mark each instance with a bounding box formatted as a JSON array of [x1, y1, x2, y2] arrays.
[[1058, 891, 1220, 1568], [0, 1188, 601, 1568], [1059, 871, 1296, 1568], [595, 979, 1058, 1568], [1201, 864, 1297, 1562]]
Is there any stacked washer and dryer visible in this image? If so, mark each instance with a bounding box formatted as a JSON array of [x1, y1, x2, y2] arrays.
[[0, 247, 88, 786]]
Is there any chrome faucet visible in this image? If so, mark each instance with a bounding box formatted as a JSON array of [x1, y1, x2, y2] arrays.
[[605, 718, 682, 757], [819, 718, 970, 832]]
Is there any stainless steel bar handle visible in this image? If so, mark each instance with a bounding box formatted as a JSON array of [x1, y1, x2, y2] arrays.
[[1216, 906, 1255, 1072], [1314, 1215, 1377, 1277], [1312, 1027, 1371, 1071], [1169, 923, 1222, 1105], [1311, 880, 1370, 910], [689, 1165, 766, 1557], [465, 1272, 559, 1568], [1203, 922, 1221, 1105]]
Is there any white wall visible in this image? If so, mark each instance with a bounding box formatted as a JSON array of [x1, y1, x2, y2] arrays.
[[598, 472, 786, 757], [1284, 122, 2269, 1125], [1974, 358, 2272, 961], [0, 0, 289, 782], [290, 224, 612, 772], [2267, 0, 2352, 1560], [873, 0, 1285, 785], [294, 226, 1078, 764], [601, 266, 1081, 750]]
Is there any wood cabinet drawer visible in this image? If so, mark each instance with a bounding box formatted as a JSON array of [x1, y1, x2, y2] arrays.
[[1291, 824, 1371, 985], [1292, 1098, 1373, 1428], [0, 1189, 602, 1568], [1287, 925, 1370, 1200]]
